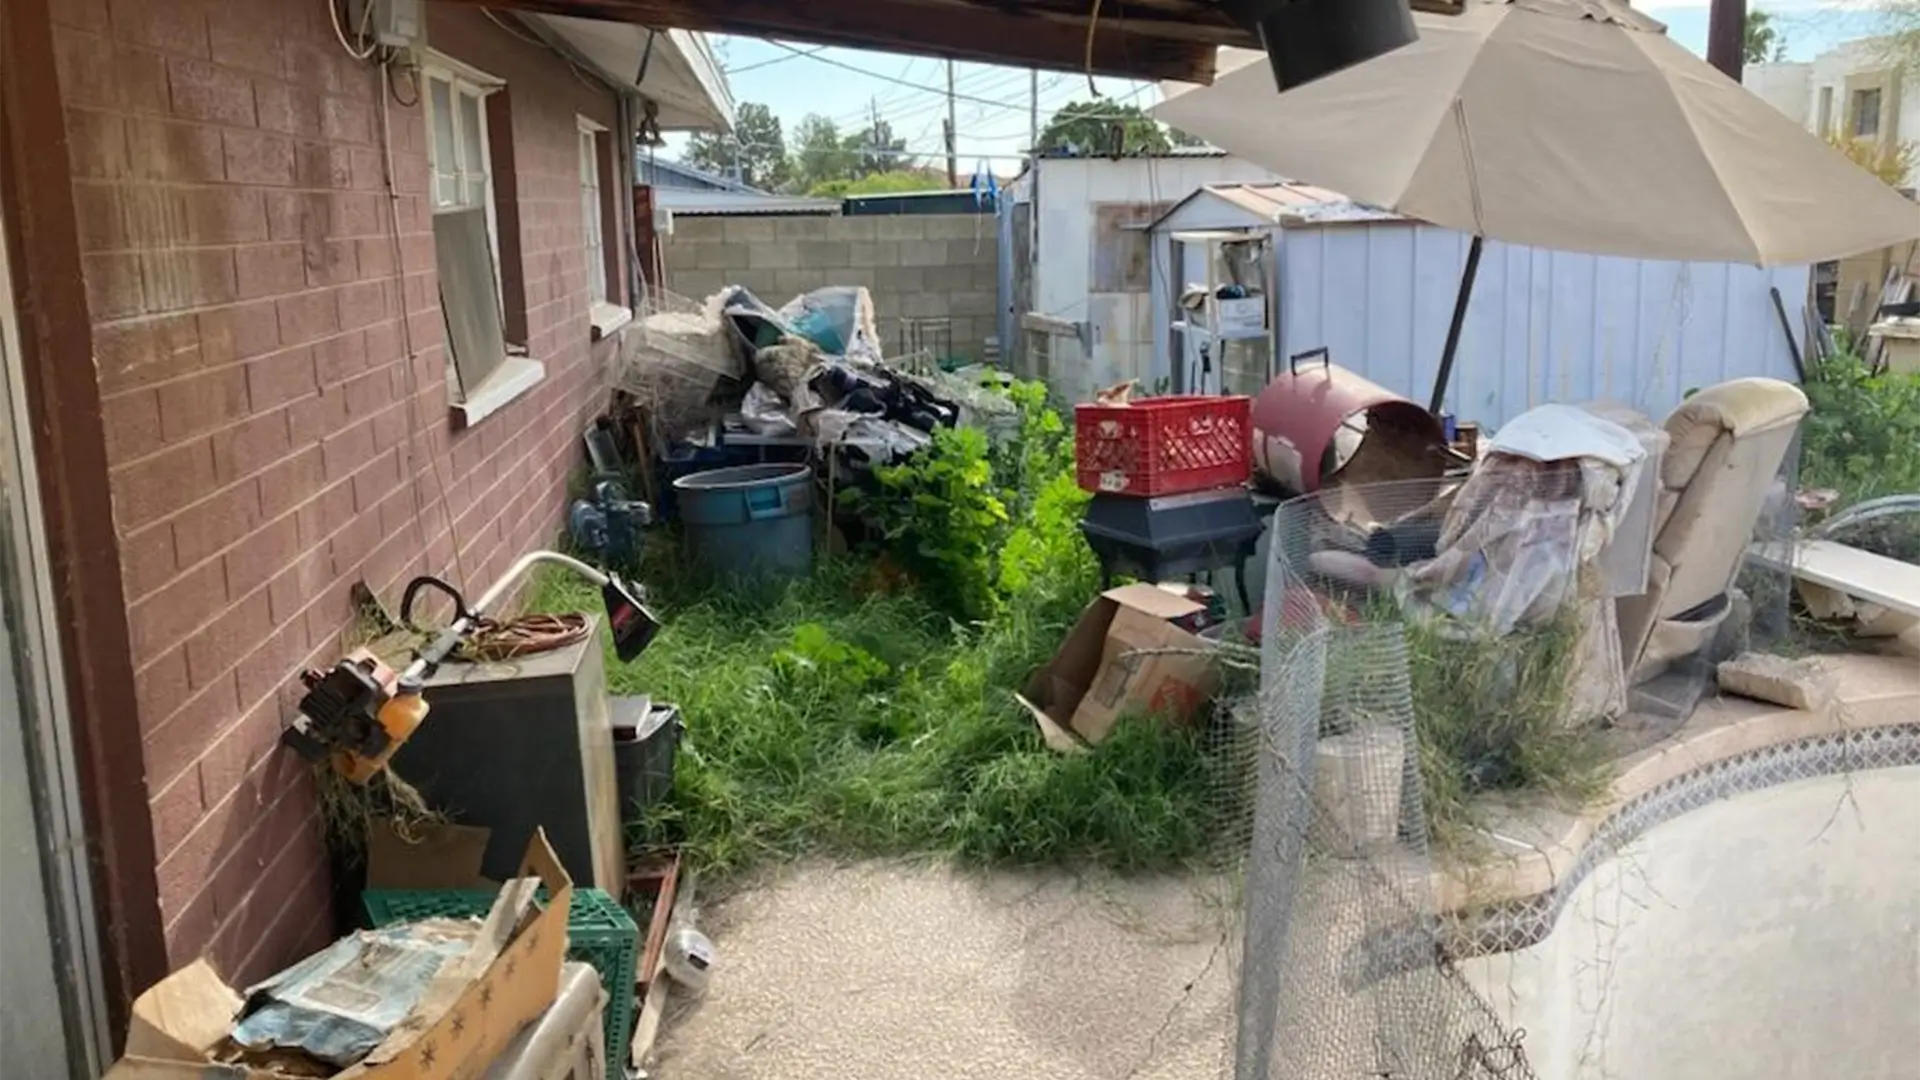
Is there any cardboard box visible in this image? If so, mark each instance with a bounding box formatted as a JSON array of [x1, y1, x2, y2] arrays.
[[106, 831, 572, 1080], [1017, 584, 1219, 748]]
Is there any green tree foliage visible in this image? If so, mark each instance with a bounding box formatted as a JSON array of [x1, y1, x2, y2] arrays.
[[1036, 101, 1171, 156], [680, 101, 788, 190], [1744, 8, 1785, 64], [789, 113, 850, 194], [842, 117, 909, 179], [1166, 125, 1209, 149], [807, 169, 945, 198]]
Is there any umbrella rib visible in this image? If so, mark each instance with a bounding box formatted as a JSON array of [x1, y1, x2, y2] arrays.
[[1450, 99, 1487, 236]]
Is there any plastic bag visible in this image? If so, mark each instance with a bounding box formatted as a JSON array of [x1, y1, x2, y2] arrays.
[[740, 381, 797, 437], [777, 286, 882, 365]]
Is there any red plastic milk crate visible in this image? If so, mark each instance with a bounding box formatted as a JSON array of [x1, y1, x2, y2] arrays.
[[1074, 395, 1253, 497]]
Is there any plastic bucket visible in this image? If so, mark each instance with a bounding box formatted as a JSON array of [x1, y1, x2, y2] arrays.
[[672, 463, 814, 577], [612, 701, 681, 827]]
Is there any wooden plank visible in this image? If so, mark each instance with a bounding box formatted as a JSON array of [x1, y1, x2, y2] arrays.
[[629, 871, 698, 1073], [1752, 539, 1920, 620]]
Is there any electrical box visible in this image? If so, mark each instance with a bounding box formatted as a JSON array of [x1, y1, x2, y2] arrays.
[[347, 0, 422, 49]]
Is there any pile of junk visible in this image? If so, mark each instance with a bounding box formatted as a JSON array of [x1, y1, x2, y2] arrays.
[[1254, 353, 1813, 726], [613, 285, 1016, 481]]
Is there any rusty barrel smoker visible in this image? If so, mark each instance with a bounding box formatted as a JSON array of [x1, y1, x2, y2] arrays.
[[1250, 348, 1449, 494]]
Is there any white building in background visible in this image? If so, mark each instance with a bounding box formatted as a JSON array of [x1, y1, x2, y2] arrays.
[[1746, 37, 1918, 160]]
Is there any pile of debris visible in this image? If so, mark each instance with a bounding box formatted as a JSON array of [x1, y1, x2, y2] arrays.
[[616, 285, 980, 473]]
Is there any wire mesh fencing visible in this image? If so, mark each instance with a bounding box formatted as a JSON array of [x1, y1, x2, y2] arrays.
[[1219, 475, 1547, 1080], [1207, 388, 1814, 1079]]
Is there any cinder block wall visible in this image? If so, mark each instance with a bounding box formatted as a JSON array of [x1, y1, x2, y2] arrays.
[[54, 0, 617, 984], [662, 214, 1001, 361]]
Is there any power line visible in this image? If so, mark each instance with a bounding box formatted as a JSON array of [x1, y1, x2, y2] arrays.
[[724, 45, 827, 74], [760, 40, 1161, 120]]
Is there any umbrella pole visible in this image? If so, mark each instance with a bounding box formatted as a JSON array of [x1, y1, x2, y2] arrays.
[[1428, 234, 1484, 415]]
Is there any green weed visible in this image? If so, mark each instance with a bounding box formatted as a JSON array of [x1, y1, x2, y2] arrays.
[[531, 518, 1212, 882]]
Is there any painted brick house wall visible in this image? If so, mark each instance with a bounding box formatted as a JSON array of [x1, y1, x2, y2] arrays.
[[52, 0, 623, 985]]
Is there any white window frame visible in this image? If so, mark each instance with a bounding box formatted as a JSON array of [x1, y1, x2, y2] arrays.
[[421, 53, 543, 425], [578, 117, 607, 306], [576, 117, 630, 339]]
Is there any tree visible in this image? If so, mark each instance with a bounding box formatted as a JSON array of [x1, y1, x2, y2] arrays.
[[789, 114, 851, 194], [1744, 9, 1784, 65], [1036, 101, 1171, 156], [681, 102, 788, 190], [1877, 1, 1920, 73], [1826, 129, 1919, 187], [842, 117, 909, 179], [808, 169, 946, 198], [1166, 125, 1209, 149]]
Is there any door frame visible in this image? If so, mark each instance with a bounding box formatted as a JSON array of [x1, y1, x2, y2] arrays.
[[1, 0, 170, 1048]]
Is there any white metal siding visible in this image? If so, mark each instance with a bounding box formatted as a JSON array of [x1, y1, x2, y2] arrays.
[[1033, 156, 1282, 401], [1278, 223, 1811, 428]]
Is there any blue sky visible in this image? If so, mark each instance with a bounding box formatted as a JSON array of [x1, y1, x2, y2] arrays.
[[664, 3, 1898, 173]]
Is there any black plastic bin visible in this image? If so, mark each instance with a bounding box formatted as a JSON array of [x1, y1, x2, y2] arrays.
[[611, 697, 681, 826]]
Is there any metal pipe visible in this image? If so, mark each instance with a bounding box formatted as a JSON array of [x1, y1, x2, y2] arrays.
[[473, 550, 611, 616], [396, 551, 613, 683], [1428, 234, 1484, 415]]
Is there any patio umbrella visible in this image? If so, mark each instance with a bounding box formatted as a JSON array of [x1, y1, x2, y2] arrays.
[[1152, 0, 1920, 412]]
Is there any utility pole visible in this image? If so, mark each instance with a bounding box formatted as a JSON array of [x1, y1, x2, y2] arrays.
[[1706, 0, 1746, 81], [945, 58, 958, 188], [1029, 69, 1039, 151]]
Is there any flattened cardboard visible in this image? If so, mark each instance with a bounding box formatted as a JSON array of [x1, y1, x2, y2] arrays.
[[1018, 584, 1218, 747], [366, 818, 495, 891], [105, 830, 572, 1080]]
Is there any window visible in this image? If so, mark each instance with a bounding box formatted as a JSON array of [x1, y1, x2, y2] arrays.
[[422, 55, 542, 426], [577, 117, 629, 338], [1851, 88, 1882, 139], [579, 120, 606, 304]]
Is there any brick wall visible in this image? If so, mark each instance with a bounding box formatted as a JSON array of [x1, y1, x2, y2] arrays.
[[662, 214, 1001, 361], [54, 0, 621, 984]]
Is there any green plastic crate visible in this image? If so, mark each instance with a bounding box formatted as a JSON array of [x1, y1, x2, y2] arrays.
[[362, 886, 638, 1066]]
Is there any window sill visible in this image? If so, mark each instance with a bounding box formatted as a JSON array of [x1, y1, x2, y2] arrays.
[[451, 356, 546, 429], [589, 302, 633, 341]]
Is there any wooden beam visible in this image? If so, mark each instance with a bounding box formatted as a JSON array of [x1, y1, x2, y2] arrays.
[[447, 0, 1223, 83]]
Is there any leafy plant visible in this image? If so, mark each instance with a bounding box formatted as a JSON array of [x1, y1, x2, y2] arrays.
[[1800, 346, 1920, 504], [1799, 344, 1920, 563], [1824, 130, 1919, 188], [847, 425, 1009, 620], [843, 376, 1090, 621]]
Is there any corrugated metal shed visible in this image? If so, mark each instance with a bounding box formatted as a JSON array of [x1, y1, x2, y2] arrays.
[[1138, 182, 1813, 430], [1152, 182, 1407, 228]]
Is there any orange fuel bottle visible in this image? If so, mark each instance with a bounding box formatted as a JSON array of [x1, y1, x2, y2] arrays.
[[336, 676, 430, 783]]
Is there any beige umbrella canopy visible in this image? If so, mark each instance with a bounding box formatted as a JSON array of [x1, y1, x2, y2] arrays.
[[1153, 0, 1920, 267]]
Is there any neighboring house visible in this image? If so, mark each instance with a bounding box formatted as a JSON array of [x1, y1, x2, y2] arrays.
[[1746, 40, 1918, 334], [1, 0, 727, 1071], [1746, 39, 1915, 158]]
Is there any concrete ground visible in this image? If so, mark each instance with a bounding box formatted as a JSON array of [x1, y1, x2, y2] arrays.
[[654, 863, 1239, 1080]]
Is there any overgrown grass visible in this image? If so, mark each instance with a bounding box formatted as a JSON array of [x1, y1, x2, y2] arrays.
[[1401, 607, 1611, 848], [530, 540, 1221, 881]]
